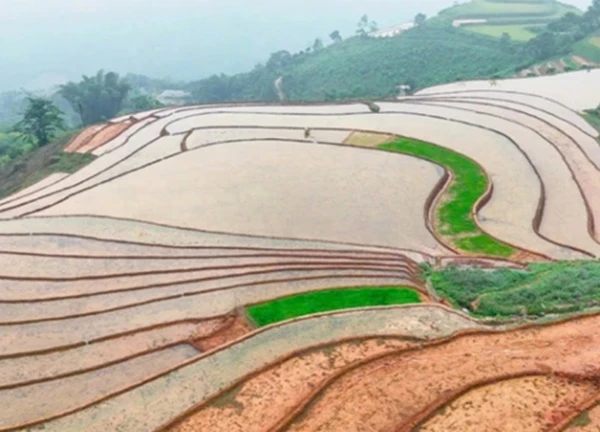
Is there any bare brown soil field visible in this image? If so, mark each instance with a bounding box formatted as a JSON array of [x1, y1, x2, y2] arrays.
[[168, 337, 416, 432], [417, 375, 600, 432], [23, 305, 482, 431], [284, 314, 600, 431], [191, 314, 254, 352], [63, 124, 107, 153], [92, 116, 157, 156], [76, 120, 134, 153]]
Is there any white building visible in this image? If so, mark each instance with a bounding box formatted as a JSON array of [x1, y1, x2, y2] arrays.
[[370, 22, 415, 38]]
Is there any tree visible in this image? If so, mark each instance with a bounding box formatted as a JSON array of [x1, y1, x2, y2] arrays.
[[129, 95, 164, 112], [329, 30, 342, 44], [266, 50, 292, 71], [356, 14, 369, 37], [500, 32, 513, 51], [313, 38, 324, 52], [414, 13, 427, 26], [59, 70, 130, 126], [15, 98, 65, 147]]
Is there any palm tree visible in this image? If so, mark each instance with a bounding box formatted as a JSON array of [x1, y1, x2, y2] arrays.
[[59, 70, 130, 126]]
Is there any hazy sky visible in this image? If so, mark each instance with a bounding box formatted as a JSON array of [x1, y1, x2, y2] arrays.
[[0, 0, 592, 91]]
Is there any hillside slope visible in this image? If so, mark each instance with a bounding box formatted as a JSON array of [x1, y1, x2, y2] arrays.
[[186, 24, 530, 103], [438, 0, 582, 40]]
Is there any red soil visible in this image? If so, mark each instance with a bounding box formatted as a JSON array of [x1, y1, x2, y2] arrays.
[[76, 121, 134, 153], [417, 375, 600, 432], [63, 124, 107, 153], [283, 314, 600, 431], [190, 314, 254, 352], [166, 338, 417, 432]]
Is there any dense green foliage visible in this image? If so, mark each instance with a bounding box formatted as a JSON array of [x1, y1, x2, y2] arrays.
[[379, 138, 514, 257], [59, 70, 130, 126], [524, 0, 600, 60], [429, 261, 600, 318], [247, 286, 421, 327], [15, 98, 65, 147], [0, 130, 25, 167], [185, 24, 529, 103]]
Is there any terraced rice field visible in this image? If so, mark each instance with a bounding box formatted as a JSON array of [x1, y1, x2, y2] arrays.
[[1, 73, 600, 430], [441, 0, 580, 41]]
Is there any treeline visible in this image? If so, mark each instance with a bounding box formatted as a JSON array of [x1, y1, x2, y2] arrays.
[[0, 70, 164, 167], [184, 22, 530, 104], [524, 0, 600, 60]]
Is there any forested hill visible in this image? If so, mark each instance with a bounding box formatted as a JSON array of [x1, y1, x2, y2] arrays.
[[185, 23, 530, 103]]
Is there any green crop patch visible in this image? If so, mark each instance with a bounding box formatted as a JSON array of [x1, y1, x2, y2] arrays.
[[247, 287, 421, 327], [379, 138, 514, 258], [429, 261, 600, 318]]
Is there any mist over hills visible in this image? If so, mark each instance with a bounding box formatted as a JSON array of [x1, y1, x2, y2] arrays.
[[0, 0, 590, 92]]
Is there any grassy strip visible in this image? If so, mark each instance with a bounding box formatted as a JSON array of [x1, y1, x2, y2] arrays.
[[467, 25, 538, 41], [379, 138, 514, 258], [247, 287, 421, 327], [429, 261, 600, 318], [563, 56, 580, 71]]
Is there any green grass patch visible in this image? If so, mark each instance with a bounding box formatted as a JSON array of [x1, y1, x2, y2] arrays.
[[467, 24, 539, 41], [247, 287, 421, 327], [563, 56, 580, 70], [569, 410, 592, 428], [429, 261, 600, 318], [379, 138, 514, 258], [573, 38, 600, 63], [588, 36, 600, 49]]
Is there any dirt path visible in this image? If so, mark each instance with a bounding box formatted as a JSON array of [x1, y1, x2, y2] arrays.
[[275, 77, 285, 101]]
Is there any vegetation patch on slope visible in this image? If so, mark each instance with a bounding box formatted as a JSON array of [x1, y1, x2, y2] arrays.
[[246, 287, 421, 327], [379, 138, 514, 258], [0, 133, 94, 199], [574, 33, 600, 62], [468, 24, 542, 41], [438, 0, 581, 42], [428, 261, 600, 318]]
